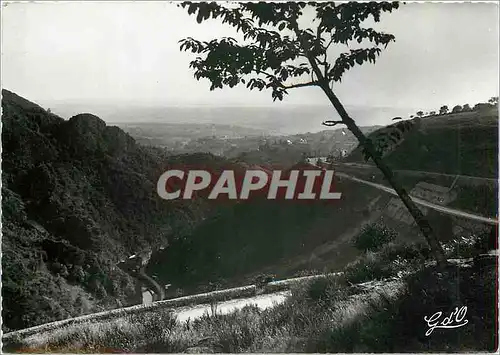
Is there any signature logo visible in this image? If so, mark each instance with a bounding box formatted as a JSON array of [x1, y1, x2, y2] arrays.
[[424, 306, 469, 336]]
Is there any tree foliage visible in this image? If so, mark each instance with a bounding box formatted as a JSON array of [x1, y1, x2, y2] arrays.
[[179, 1, 399, 101], [439, 105, 449, 115], [180, 1, 449, 267]]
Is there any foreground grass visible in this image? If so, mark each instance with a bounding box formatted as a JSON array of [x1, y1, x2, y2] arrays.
[[6, 277, 403, 353], [4, 233, 497, 353]]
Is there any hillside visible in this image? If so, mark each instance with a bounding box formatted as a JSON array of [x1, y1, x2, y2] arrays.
[[120, 120, 381, 164], [118, 122, 270, 151], [146, 175, 392, 294], [1, 90, 231, 332], [345, 108, 498, 178], [146, 107, 499, 296], [2, 90, 497, 334]]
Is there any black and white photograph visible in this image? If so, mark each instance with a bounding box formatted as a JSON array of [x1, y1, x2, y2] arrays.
[[1, 1, 499, 353]]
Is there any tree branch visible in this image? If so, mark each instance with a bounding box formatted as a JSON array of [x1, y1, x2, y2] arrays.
[[256, 69, 319, 90], [257, 70, 279, 79], [283, 81, 319, 89], [325, 36, 335, 51], [322, 120, 345, 127], [323, 36, 335, 77]]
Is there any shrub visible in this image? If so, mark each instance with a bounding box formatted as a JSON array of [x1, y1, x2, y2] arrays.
[[305, 275, 350, 306], [131, 308, 178, 335], [474, 226, 497, 253], [344, 252, 396, 284], [189, 306, 262, 352], [311, 293, 400, 353], [378, 241, 430, 263], [352, 223, 398, 252], [442, 230, 495, 259]]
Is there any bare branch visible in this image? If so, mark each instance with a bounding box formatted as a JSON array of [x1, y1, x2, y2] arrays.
[[325, 36, 335, 51], [322, 120, 345, 127], [283, 81, 319, 89], [322, 36, 335, 77], [257, 70, 279, 79], [256, 69, 319, 90]]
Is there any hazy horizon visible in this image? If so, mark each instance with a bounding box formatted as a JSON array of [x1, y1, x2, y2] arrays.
[[38, 102, 416, 135], [2, 1, 499, 127]]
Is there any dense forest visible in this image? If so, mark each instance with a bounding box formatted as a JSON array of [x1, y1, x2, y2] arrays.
[[1, 89, 230, 332]]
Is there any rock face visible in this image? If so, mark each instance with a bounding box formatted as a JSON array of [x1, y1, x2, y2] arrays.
[[58, 113, 135, 158]]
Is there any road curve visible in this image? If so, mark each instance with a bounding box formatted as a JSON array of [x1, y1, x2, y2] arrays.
[[2, 273, 340, 340], [336, 162, 498, 185], [335, 171, 498, 225]]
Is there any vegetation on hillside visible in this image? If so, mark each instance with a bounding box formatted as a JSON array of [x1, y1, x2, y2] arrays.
[[345, 103, 498, 177], [122, 121, 380, 166], [3, 87, 496, 337], [147, 176, 385, 294], [1, 89, 228, 332], [5, 229, 495, 353], [2, 89, 496, 348], [411, 96, 497, 118]]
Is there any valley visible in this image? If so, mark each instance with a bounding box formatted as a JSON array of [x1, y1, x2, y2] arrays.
[[1, 89, 498, 353]]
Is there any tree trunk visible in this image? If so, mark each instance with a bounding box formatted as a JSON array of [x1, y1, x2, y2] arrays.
[[307, 57, 448, 268]]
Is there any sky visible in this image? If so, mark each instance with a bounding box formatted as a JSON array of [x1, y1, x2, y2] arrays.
[[1, 1, 499, 114]]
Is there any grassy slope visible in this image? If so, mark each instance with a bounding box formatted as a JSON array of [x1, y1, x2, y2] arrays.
[[6, 231, 496, 353], [147, 177, 390, 294], [147, 108, 498, 295], [345, 109, 498, 178]]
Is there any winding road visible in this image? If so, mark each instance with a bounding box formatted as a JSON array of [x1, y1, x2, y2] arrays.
[[331, 170, 498, 225], [334, 162, 497, 186]]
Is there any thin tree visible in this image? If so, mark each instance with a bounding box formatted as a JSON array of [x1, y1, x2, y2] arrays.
[[178, 2, 447, 267]]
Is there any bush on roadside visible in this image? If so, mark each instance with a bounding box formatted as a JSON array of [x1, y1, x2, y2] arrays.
[[305, 276, 351, 306], [343, 252, 396, 284], [442, 235, 477, 259], [352, 223, 398, 252], [378, 241, 430, 263], [443, 228, 496, 259]]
